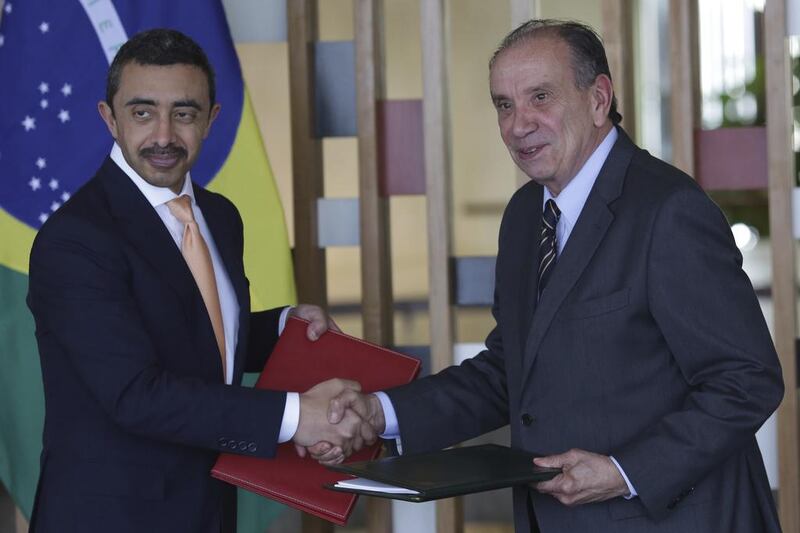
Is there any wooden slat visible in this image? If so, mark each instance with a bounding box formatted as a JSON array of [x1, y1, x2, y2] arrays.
[[288, 0, 328, 307], [601, 0, 636, 141], [765, 0, 800, 531], [355, 1, 394, 531], [668, 0, 699, 175], [509, 0, 539, 189], [420, 1, 462, 532], [509, 0, 538, 28], [288, 6, 334, 533]]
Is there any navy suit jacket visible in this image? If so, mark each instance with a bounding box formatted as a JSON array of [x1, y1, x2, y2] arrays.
[[27, 158, 288, 532], [387, 130, 784, 532]]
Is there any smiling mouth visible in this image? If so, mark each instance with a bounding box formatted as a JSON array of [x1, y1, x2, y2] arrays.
[[517, 145, 544, 159]]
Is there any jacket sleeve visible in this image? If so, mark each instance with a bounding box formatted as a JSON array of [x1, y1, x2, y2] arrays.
[[612, 184, 784, 519], [245, 307, 285, 373]]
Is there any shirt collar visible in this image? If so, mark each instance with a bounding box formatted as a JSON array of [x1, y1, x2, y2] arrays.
[[110, 143, 195, 208], [543, 127, 618, 225]]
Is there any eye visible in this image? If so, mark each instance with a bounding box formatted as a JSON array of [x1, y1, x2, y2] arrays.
[[132, 109, 150, 120], [533, 92, 549, 103], [174, 110, 197, 122], [494, 100, 512, 112]]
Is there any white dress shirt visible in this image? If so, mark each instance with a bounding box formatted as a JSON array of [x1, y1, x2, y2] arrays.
[[110, 145, 299, 442], [376, 127, 637, 498]]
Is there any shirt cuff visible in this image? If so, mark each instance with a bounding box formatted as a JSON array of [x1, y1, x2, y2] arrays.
[[609, 455, 637, 499], [278, 306, 293, 335], [277, 392, 300, 443], [373, 391, 403, 455]]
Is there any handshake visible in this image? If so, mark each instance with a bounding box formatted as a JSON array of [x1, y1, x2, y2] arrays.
[[292, 378, 387, 465]]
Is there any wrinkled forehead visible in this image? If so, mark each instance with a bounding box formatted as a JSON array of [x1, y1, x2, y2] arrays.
[[489, 36, 575, 90]]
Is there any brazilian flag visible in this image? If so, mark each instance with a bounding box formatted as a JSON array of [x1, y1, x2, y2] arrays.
[[0, 1, 295, 530]]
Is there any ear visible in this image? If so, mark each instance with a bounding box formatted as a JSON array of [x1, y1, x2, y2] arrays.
[[589, 74, 614, 127], [97, 101, 119, 139], [203, 103, 222, 139]]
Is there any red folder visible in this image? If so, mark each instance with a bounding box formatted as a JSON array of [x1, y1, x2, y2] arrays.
[[211, 317, 421, 525]]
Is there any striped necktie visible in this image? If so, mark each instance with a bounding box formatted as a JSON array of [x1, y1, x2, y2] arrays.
[[167, 195, 227, 380], [538, 199, 561, 297]]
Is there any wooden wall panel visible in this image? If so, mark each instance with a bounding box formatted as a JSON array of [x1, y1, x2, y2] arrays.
[[694, 127, 768, 190], [420, 1, 462, 532], [378, 99, 426, 196], [355, 1, 395, 531], [764, 0, 800, 530], [668, 0, 699, 175], [288, 0, 328, 309], [601, 0, 636, 140]]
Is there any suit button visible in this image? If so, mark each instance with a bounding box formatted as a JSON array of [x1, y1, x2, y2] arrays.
[[521, 413, 534, 426], [218, 438, 228, 448], [248, 442, 257, 453]]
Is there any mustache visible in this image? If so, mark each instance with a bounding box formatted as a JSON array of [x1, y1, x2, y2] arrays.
[[139, 145, 188, 159]]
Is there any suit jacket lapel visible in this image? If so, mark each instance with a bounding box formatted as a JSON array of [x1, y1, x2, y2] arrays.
[[517, 185, 544, 355], [98, 158, 198, 314], [520, 129, 636, 383]]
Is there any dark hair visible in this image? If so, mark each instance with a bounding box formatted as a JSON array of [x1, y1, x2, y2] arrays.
[[106, 28, 216, 112], [490, 19, 622, 125]]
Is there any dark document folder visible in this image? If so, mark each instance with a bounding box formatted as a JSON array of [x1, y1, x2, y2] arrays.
[[325, 444, 561, 502], [211, 317, 421, 525]]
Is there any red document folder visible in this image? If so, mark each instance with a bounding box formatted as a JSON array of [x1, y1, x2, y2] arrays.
[[211, 317, 421, 525]]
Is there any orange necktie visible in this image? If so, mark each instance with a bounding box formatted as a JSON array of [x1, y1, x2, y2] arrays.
[[167, 195, 226, 380]]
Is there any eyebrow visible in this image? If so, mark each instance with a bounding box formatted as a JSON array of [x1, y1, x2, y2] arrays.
[[173, 99, 202, 111], [124, 97, 156, 107], [123, 98, 202, 111], [490, 83, 555, 102]]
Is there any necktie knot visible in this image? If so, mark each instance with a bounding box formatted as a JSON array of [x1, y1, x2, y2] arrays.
[[167, 195, 195, 225], [543, 199, 561, 229]]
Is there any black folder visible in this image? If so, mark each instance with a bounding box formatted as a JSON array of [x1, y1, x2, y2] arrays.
[[325, 444, 561, 502]]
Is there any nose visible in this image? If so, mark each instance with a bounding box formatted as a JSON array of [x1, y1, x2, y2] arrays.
[[511, 105, 537, 139], [153, 114, 176, 147]]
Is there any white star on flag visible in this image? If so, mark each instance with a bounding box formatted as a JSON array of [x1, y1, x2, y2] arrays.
[[58, 110, 70, 123], [61, 83, 72, 97], [4, 3, 12, 14], [36, 157, 47, 170], [50, 202, 61, 212], [40, 99, 48, 109], [49, 179, 59, 191], [0, 35, 5, 48], [61, 192, 71, 202], [38, 82, 49, 94], [38, 213, 49, 224], [22, 116, 36, 131], [39, 22, 50, 34], [29, 177, 42, 191]]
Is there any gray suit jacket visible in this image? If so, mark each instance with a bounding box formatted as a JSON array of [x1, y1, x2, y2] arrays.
[[387, 129, 783, 532]]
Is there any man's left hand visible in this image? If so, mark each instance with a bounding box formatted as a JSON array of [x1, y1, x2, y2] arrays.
[[533, 449, 629, 506], [289, 304, 340, 341]]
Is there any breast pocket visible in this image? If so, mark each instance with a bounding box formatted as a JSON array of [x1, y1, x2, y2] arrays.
[[560, 287, 630, 320]]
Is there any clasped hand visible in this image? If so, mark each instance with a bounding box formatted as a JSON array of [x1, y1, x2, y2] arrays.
[[293, 385, 385, 465]]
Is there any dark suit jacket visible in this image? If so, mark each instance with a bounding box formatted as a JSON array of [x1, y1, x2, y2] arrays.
[[27, 158, 288, 533], [387, 130, 784, 532]]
